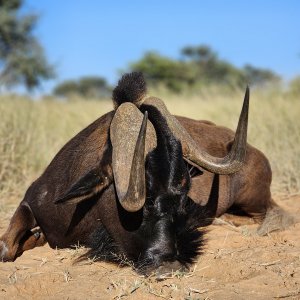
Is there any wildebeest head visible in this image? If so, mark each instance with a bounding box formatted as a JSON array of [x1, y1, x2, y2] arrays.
[[99, 72, 249, 212], [54, 72, 249, 274]]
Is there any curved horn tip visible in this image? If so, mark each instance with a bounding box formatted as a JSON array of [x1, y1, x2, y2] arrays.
[[141, 111, 148, 126], [245, 85, 250, 99], [241, 85, 250, 117]]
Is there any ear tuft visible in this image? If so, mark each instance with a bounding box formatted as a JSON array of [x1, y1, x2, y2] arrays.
[[112, 72, 147, 108]]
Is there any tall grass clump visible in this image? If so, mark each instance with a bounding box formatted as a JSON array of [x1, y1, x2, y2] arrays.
[[0, 96, 112, 204], [0, 88, 299, 207]]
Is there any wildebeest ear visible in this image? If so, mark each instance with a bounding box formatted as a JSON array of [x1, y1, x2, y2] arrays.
[[54, 168, 112, 205], [55, 143, 113, 205]]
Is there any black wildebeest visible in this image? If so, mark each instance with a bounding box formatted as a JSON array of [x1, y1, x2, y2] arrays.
[[0, 73, 292, 274]]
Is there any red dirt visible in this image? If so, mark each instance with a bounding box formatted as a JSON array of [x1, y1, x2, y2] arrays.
[[0, 195, 299, 300]]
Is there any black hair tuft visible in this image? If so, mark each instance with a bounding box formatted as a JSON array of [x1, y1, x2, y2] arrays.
[[112, 72, 147, 108]]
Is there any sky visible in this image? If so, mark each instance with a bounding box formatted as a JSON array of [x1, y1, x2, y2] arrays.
[[23, 0, 300, 93]]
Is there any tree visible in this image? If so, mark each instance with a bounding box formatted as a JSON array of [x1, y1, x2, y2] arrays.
[[130, 45, 281, 93], [52, 80, 79, 97], [53, 76, 111, 99], [243, 64, 280, 86], [0, 0, 54, 90], [181, 45, 217, 64], [130, 52, 195, 92], [181, 45, 245, 87], [78, 77, 111, 98]]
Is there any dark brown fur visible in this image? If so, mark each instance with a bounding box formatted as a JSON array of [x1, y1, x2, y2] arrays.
[[0, 112, 292, 262]]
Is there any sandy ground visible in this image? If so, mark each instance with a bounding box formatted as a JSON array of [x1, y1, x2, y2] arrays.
[[0, 195, 299, 300]]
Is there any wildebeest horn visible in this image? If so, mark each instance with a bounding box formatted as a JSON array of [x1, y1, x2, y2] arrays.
[[141, 87, 249, 174], [110, 103, 156, 212]]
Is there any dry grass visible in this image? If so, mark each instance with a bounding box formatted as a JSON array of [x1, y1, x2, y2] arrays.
[[0, 96, 112, 205], [0, 88, 299, 206]]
